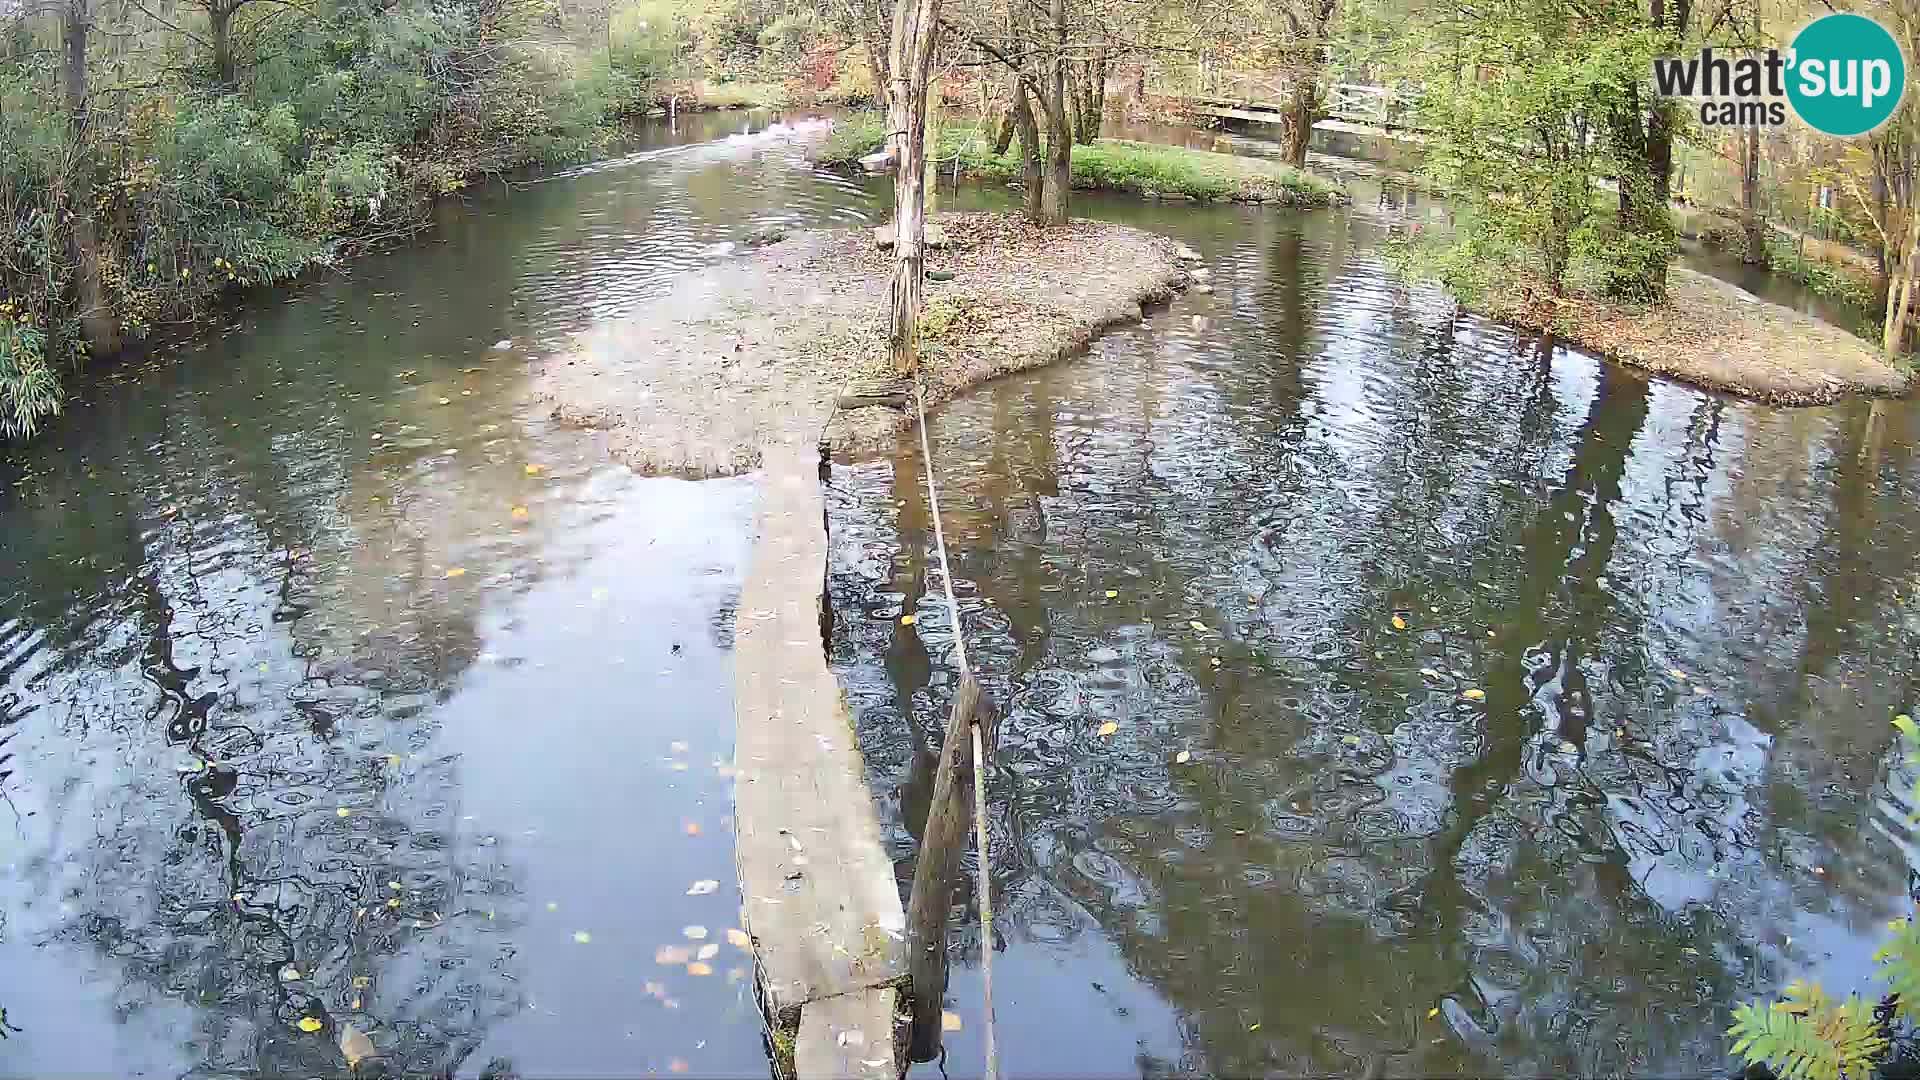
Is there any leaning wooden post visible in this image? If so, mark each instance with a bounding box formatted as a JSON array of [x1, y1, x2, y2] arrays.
[[886, 0, 942, 376], [905, 672, 987, 1060]]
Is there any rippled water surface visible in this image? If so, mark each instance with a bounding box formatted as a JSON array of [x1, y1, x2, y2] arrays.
[[0, 109, 867, 1078], [3, 107, 1917, 1079], [829, 194, 1920, 1076]]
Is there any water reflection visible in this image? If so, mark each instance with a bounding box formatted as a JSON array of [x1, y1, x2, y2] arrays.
[[829, 205, 1920, 1075], [0, 108, 869, 1078]]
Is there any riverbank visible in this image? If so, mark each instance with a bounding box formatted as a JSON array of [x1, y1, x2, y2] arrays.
[[815, 114, 1345, 208], [1479, 267, 1910, 405], [533, 212, 1188, 474]]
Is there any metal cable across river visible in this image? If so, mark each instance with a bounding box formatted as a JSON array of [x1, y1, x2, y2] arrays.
[[2, 108, 1917, 1078]]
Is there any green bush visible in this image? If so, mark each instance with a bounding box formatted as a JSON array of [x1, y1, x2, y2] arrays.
[[1570, 217, 1675, 303]]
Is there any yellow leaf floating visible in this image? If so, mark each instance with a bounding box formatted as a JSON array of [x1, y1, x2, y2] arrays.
[[1419, 667, 1442, 679], [1427, 1007, 1440, 1019], [524, 464, 543, 475], [727, 928, 751, 949], [1463, 688, 1485, 701], [687, 962, 714, 976], [296, 1017, 324, 1033], [1189, 620, 1210, 633], [941, 1011, 963, 1032], [1175, 750, 1191, 764], [573, 931, 592, 944], [510, 506, 530, 521], [656, 945, 693, 965], [696, 943, 719, 960], [336, 807, 351, 818], [1097, 721, 1119, 737], [1105, 590, 1118, 599], [900, 614, 916, 626], [444, 567, 467, 579], [1391, 615, 1407, 631]]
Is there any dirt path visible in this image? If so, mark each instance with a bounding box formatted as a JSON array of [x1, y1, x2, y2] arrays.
[[1482, 268, 1910, 406], [532, 213, 1188, 474]]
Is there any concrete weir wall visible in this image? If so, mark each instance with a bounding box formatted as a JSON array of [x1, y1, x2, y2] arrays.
[[732, 434, 908, 1078]]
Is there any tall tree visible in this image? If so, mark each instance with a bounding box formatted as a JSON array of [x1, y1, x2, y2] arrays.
[[60, 0, 120, 357], [886, 0, 942, 373]]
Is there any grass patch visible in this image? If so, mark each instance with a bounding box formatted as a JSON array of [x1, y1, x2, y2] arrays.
[[689, 80, 786, 109], [814, 112, 1344, 207]]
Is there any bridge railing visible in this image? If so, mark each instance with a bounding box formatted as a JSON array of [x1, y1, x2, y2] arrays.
[[1192, 72, 1423, 129]]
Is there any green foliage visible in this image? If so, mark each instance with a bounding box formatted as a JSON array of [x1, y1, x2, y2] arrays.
[[1728, 982, 1888, 1080], [1727, 717, 1920, 1080], [0, 316, 59, 439], [1405, 0, 1676, 297], [1763, 234, 1883, 315]]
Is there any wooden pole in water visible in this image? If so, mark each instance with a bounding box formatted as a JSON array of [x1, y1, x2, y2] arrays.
[[905, 672, 987, 1060]]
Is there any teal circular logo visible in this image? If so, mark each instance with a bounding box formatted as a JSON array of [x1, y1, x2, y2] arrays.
[[1787, 13, 1907, 137]]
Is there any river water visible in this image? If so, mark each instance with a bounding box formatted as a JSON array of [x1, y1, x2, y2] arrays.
[[2, 109, 1916, 1078]]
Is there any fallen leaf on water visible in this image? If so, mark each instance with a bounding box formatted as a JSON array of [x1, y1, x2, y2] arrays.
[[510, 506, 530, 521], [684, 821, 702, 836], [687, 962, 714, 976], [683, 925, 709, 940], [697, 943, 719, 960], [1391, 615, 1407, 631], [296, 1017, 324, 1033], [1189, 620, 1210, 633], [573, 931, 592, 944], [1097, 721, 1119, 737], [353, 976, 371, 989], [1427, 1007, 1440, 1019], [1560, 741, 1578, 754], [669, 1059, 689, 1073], [1105, 590, 1118, 599], [1248, 1023, 1261, 1032], [524, 464, 543, 475], [339, 1023, 377, 1067], [281, 966, 302, 981], [1419, 667, 1442, 679], [1669, 668, 1687, 681], [386, 754, 402, 766], [900, 614, 916, 626], [336, 807, 351, 818], [1175, 750, 1191, 764], [389, 881, 403, 890], [656, 945, 693, 965], [941, 1011, 963, 1032], [1342, 735, 1362, 746], [727, 928, 751, 949], [436, 397, 451, 405], [444, 567, 467, 579], [687, 879, 719, 896], [1896, 714, 1918, 741], [1462, 688, 1485, 701], [386, 898, 400, 909]]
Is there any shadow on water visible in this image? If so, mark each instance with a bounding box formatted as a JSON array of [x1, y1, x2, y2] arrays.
[[4, 104, 1918, 1079], [0, 107, 870, 1078], [829, 197, 1920, 1075]]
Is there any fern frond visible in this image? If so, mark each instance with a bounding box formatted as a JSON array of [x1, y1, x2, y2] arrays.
[[1876, 910, 1920, 1024], [1727, 987, 1886, 1080]]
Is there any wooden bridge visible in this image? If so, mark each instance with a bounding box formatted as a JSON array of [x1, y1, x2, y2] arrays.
[[1186, 76, 1425, 140]]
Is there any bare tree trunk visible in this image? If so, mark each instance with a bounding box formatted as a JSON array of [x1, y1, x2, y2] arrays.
[[1013, 80, 1044, 223], [1740, 124, 1765, 265], [885, 0, 940, 375], [1066, 63, 1089, 144], [1040, 0, 1070, 225], [1886, 203, 1919, 357], [991, 103, 1014, 155], [1087, 43, 1107, 138], [209, 1, 234, 85], [1281, 79, 1314, 167], [62, 0, 119, 359]]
